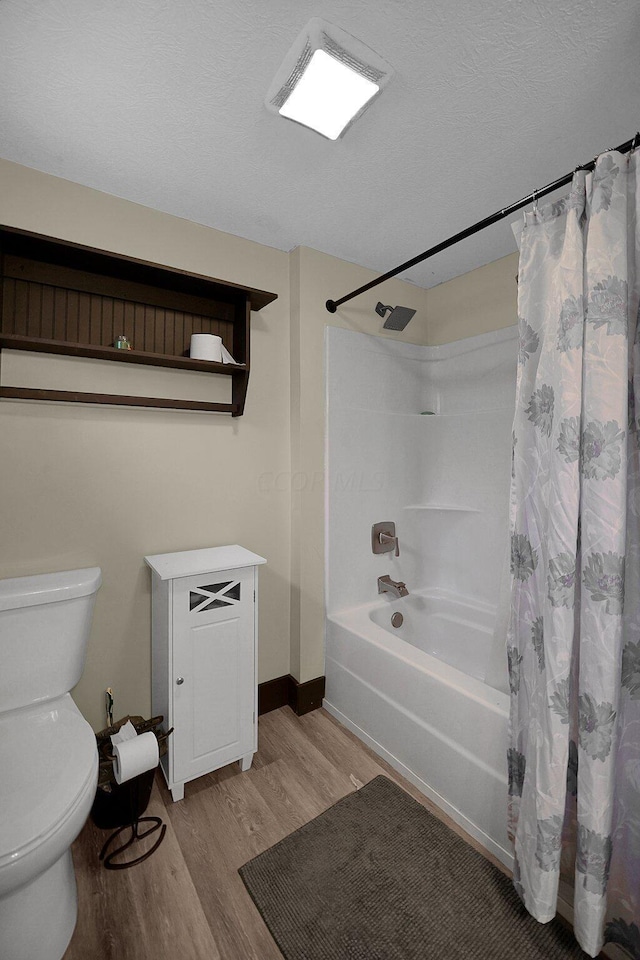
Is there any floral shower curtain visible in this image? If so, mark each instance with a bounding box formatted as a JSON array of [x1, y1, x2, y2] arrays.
[[508, 149, 640, 959]]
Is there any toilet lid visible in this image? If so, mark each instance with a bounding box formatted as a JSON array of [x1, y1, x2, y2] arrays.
[[0, 695, 97, 861]]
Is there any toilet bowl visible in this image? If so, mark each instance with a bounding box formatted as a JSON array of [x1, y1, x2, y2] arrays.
[[0, 567, 101, 960]]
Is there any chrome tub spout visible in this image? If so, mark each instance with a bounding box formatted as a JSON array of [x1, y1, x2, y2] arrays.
[[377, 575, 409, 599]]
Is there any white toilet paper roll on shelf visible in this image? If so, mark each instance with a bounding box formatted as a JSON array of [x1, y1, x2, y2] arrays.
[[190, 333, 223, 362], [112, 731, 159, 784]]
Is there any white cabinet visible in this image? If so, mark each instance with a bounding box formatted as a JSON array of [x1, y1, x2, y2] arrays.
[[145, 545, 266, 802]]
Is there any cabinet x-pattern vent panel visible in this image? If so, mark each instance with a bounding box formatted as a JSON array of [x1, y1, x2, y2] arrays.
[[189, 581, 241, 612]]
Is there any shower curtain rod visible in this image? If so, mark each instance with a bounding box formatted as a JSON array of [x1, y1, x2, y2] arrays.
[[325, 132, 640, 314]]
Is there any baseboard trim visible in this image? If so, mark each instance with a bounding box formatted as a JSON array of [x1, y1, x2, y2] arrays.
[[258, 674, 326, 717], [257, 675, 291, 715], [291, 675, 326, 715]]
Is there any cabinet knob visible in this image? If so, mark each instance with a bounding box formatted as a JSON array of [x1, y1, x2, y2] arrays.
[[176, 677, 184, 685]]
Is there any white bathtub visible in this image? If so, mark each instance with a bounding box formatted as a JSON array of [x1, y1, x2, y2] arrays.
[[324, 589, 512, 868]]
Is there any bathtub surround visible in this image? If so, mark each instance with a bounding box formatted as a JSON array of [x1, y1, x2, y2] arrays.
[[325, 324, 517, 621], [509, 149, 640, 958], [325, 324, 517, 866]]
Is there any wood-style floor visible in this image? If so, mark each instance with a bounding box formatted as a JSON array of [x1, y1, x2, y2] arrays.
[[63, 706, 508, 960]]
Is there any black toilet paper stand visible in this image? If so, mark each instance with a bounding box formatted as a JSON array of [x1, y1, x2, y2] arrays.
[[99, 773, 166, 870]]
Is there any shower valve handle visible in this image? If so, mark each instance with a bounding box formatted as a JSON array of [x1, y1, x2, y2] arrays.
[[379, 531, 400, 557], [372, 522, 400, 557]]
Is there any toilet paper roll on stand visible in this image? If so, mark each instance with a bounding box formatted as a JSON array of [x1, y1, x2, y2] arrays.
[[112, 731, 159, 784], [190, 333, 223, 362]]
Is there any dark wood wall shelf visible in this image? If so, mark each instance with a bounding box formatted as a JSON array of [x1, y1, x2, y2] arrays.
[[0, 225, 278, 416]]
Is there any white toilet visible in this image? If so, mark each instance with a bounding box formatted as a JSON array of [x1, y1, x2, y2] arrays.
[[0, 567, 102, 960]]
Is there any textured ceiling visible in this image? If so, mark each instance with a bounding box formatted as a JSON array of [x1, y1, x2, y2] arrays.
[[1, 0, 639, 289]]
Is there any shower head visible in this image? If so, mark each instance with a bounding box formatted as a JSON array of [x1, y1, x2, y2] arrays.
[[375, 302, 416, 331]]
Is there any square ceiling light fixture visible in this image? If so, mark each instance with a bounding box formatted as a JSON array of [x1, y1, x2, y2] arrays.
[[265, 18, 394, 140]]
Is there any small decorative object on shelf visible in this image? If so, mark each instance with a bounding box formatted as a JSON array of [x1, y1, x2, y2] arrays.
[[114, 335, 132, 350]]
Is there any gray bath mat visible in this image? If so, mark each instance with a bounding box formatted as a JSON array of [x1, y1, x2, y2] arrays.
[[239, 775, 587, 960]]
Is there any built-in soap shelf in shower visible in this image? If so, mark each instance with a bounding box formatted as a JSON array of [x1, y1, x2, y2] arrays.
[[404, 503, 482, 513], [416, 407, 514, 418], [329, 405, 512, 418], [330, 405, 437, 416]]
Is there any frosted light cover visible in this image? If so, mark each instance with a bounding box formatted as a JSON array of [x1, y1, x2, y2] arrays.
[[279, 50, 379, 140]]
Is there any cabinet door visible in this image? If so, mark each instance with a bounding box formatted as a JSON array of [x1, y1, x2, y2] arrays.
[[171, 566, 255, 784]]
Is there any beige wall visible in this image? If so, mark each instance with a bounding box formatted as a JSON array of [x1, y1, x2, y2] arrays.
[[0, 159, 292, 730], [427, 252, 518, 345], [0, 159, 518, 723]]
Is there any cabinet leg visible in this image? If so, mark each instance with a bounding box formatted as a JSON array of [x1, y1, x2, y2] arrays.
[[170, 783, 185, 802], [239, 753, 253, 772]]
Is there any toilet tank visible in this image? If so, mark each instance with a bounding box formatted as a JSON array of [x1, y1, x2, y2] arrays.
[[0, 567, 102, 712]]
